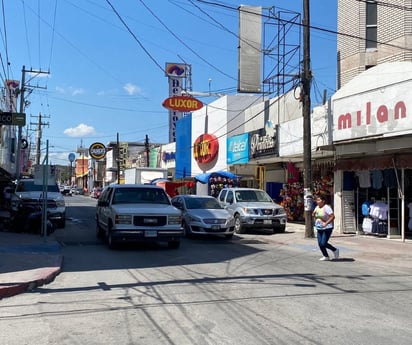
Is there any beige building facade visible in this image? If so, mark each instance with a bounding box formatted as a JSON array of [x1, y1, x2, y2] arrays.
[[338, 0, 412, 88]]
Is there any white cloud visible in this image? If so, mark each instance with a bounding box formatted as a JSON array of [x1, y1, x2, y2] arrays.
[[64, 123, 96, 137], [71, 88, 84, 96], [123, 83, 141, 95], [55, 86, 85, 96]]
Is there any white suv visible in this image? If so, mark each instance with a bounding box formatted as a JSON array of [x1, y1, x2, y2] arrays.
[[218, 187, 287, 234], [96, 184, 183, 249]]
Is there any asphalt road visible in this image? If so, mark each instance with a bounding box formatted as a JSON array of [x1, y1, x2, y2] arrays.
[[0, 195, 411, 345]]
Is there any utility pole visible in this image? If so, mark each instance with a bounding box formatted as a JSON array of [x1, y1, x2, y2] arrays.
[[301, 0, 314, 238], [16, 66, 49, 178], [117, 133, 120, 184], [145, 134, 150, 167], [31, 113, 50, 165]]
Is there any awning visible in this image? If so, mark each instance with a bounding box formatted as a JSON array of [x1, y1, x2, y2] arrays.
[[75, 171, 89, 178], [194, 170, 240, 184], [336, 154, 412, 171]]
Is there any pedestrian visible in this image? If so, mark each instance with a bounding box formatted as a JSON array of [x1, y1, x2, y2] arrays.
[[312, 195, 339, 261]]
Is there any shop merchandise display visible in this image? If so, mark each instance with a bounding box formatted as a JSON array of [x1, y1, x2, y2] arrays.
[[361, 199, 388, 235], [279, 175, 333, 222]]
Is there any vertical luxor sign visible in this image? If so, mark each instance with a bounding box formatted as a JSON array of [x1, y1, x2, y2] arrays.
[[165, 63, 188, 142], [5, 80, 19, 112], [238, 6, 262, 93]]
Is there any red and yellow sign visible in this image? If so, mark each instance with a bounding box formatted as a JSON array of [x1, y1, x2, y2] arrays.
[[162, 96, 203, 112], [193, 133, 219, 164]]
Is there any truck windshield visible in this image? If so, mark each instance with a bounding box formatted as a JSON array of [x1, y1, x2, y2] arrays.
[[16, 180, 60, 193], [235, 190, 273, 202], [112, 187, 170, 205]]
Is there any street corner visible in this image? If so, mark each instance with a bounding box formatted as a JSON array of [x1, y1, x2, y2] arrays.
[[0, 254, 63, 300], [0, 235, 63, 300]]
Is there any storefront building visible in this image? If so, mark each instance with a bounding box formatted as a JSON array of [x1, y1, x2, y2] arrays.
[[174, 95, 259, 195], [225, 90, 334, 223], [332, 62, 412, 241]]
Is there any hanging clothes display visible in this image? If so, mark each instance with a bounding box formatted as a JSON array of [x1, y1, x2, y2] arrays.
[[356, 170, 371, 188]]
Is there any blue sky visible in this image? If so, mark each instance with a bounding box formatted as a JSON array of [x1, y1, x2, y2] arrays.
[[1, 0, 337, 166]]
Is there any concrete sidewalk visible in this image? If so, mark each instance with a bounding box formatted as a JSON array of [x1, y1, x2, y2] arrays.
[[0, 231, 63, 300], [1, 223, 411, 300], [262, 222, 412, 271]]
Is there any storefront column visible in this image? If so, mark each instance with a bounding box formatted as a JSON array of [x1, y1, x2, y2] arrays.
[[333, 170, 343, 234], [401, 168, 405, 242]]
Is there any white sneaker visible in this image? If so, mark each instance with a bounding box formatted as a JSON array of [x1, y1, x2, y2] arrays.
[[319, 256, 330, 261], [334, 248, 340, 260]]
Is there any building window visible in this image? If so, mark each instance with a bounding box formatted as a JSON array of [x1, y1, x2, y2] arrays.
[[366, 1, 377, 49]]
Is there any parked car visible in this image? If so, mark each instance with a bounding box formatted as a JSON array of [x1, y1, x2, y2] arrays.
[[12, 178, 66, 228], [90, 187, 103, 199], [171, 195, 235, 239], [218, 187, 287, 234], [72, 187, 85, 195], [95, 184, 183, 249], [61, 185, 73, 196]]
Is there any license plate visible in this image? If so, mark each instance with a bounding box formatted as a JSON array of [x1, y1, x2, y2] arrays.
[[145, 230, 157, 237], [211, 225, 221, 230], [263, 219, 272, 225]]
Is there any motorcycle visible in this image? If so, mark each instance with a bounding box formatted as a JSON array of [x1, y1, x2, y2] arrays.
[[9, 201, 55, 235]]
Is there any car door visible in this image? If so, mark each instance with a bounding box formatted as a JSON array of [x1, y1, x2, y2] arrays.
[[223, 190, 235, 215], [98, 187, 113, 229]]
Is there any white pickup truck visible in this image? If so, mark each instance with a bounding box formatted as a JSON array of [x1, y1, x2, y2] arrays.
[[13, 178, 66, 228], [218, 187, 287, 234]]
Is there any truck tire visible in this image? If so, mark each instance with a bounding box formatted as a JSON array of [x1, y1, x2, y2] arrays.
[[274, 224, 286, 233], [107, 224, 117, 249], [182, 220, 192, 238], [57, 217, 66, 229], [96, 219, 104, 238]]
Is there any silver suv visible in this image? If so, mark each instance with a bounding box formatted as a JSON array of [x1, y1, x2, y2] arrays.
[[218, 187, 287, 234], [96, 184, 183, 249]]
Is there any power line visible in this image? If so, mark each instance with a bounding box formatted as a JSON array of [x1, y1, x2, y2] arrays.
[[47, 0, 58, 74], [1, 0, 9, 81], [105, 0, 164, 74], [195, 0, 412, 54], [21, 0, 33, 66], [139, 0, 235, 80]]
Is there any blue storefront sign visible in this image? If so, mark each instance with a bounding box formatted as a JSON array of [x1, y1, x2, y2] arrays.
[[227, 133, 249, 164]]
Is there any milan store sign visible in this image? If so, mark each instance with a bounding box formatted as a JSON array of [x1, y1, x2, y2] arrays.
[[249, 128, 278, 159]]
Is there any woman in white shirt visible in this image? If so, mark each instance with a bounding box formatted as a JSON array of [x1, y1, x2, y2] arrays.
[[312, 195, 339, 261]]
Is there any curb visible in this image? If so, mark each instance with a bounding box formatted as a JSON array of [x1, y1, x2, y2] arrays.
[[0, 255, 63, 300]]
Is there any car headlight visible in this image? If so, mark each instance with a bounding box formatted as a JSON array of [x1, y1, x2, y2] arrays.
[[188, 215, 202, 222], [242, 208, 256, 215], [115, 214, 132, 224], [168, 215, 182, 225], [277, 208, 286, 215], [56, 199, 65, 207]]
